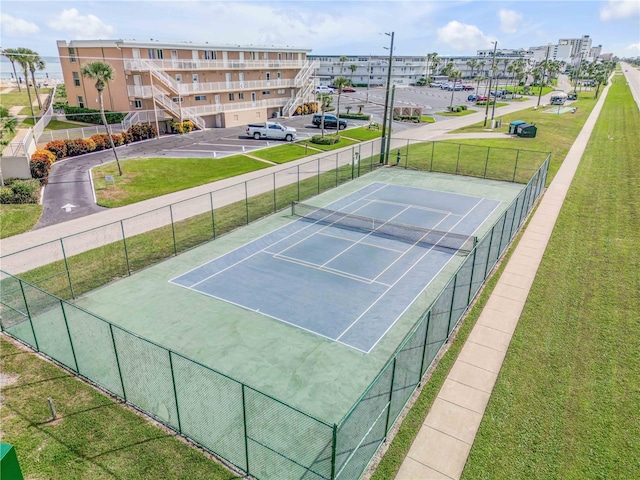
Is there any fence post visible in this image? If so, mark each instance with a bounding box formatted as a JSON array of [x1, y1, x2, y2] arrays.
[[512, 149, 520, 182], [447, 275, 458, 336], [109, 324, 127, 401], [59, 239, 76, 299], [59, 301, 79, 373], [484, 226, 495, 278], [272, 173, 277, 212], [168, 351, 182, 433], [483, 147, 490, 178], [384, 358, 397, 437], [335, 153, 339, 186], [455, 144, 461, 175], [169, 205, 178, 255], [317, 158, 321, 194], [330, 424, 338, 480], [244, 182, 249, 225], [498, 208, 510, 253], [419, 311, 431, 378], [357, 143, 362, 177], [209, 192, 216, 239], [19, 281, 40, 352], [241, 384, 250, 475], [404, 139, 409, 169], [508, 198, 519, 240], [467, 249, 477, 304], [120, 221, 131, 276], [297, 165, 301, 201], [430, 141, 435, 171]]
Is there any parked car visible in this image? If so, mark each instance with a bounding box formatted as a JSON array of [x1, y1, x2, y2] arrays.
[[462, 85, 475, 91], [341, 87, 356, 93], [312, 113, 347, 130], [473, 95, 489, 102], [314, 86, 334, 95], [468, 94, 479, 101], [246, 122, 297, 141], [567, 92, 578, 100], [446, 84, 463, 91]]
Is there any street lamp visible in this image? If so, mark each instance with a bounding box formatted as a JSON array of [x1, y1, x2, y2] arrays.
[[483, 41, 497, 127], [379, 31, 394, 164]]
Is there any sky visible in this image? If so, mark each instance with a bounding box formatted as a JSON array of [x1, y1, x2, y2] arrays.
[[1, 0, 639, 77]]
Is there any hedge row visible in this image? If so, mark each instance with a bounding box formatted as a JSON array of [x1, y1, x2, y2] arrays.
[[310, 134, 340, 145], [0, 179, 41, 204], [59, 105, 126, 125], [338, 113, 371, 120]]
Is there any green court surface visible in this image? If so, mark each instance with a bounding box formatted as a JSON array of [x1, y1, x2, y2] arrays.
[[12, 168, 524, 424]]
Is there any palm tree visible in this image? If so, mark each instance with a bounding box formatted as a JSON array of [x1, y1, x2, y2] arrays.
[[2, 48, 22, 92], [424, 52, 439, 82], [466, 58, 478, 80], [448, 69, 462, 108], [81, 61, 122, 175], [339, 55, 348, 75], [333, 76, 350, 132], [14, 48, 35, 122], [593, 63, 608, 99], [27, 50, 46, 110], [0, 105, 18, 140], [348, 64, 357, 84], [316, 92, 332, 138], [475, 74, 484, 97]]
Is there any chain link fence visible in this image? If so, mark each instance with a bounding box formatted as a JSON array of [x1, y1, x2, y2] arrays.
[[1, 138, 550, 480]]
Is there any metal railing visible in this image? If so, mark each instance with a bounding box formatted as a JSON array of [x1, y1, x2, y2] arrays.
[[37, 124, 126, 144], [151, 86, 206, 129], [125, 58, 308, 72]]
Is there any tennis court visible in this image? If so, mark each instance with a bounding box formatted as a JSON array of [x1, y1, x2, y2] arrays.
[[171, 182, 500, 352]]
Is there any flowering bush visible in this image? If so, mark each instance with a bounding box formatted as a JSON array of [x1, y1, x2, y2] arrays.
[[127, 124, 157, 141], [90, 134, 109, 151], [64, 138, 96, 156], [44, 140, 67, 159], [171, 120, 194, 134], [30, 150, 56, 184]]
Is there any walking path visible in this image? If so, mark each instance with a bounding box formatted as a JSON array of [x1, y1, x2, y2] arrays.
[[394, 77, 614, 479]]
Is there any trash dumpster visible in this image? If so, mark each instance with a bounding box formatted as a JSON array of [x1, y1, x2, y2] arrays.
[[516, 123, 537, 138], [1, 443, 24, 480], [509, 120, 526, 134]]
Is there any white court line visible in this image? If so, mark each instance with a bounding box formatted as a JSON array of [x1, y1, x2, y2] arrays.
[[336, 197, 485, 345], [316, 231, 406, 254], [358, 197, 456, 216], [365, 197, 494, 352], [264, 251, 392, 287]]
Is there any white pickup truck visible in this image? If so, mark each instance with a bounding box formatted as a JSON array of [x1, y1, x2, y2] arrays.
[[246, 122, 297, 141]]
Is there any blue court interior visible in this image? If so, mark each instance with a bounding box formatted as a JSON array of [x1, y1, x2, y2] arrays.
[[170, 182, 500, 352]]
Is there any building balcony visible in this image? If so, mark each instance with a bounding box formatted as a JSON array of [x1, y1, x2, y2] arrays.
[[186, 97, 289, 116], [128, 79, 295, 98], [124, 58, 307, 73]]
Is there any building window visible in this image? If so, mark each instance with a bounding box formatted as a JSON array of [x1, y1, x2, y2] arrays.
[[148, 49, 155, 59], [68, 48, 76, 63], [205, 50, 217, 60], [229, 93, 235, 101], [175, 74, 182, 83], [195, 95, 207, 101], [277, 89, 285, 94], [72, 72, 80, 87], [77, 96, 84, 108], [172, 97, 184, 103], [262, 91, 271, 95], [156, 49, 164, 60], [266, 72, 271, 80], [134, 99, 143, 109], [238, 92, 244, 100]]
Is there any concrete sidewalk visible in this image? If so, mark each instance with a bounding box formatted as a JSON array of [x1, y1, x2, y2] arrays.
[[394, 77, 613, 479], [0, 95, 545, 258]]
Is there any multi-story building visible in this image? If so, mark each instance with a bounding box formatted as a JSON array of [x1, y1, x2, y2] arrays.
[[57, 39, 317, 130]]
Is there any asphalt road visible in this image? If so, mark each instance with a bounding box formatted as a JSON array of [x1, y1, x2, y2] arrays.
[[36, 86, 477, 229]]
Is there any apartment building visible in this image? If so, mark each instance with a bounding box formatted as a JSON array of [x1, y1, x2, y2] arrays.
[[57, 39, 317, 130]]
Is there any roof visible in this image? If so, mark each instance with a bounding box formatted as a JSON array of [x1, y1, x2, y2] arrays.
[[56, 39, 311, 53]]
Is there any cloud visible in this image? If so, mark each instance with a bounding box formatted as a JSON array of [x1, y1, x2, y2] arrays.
[[0, 13, 40, 36], [436, 21, 493, 51], [600, 0, 640, 21], [47, 8, 114, 39], [626, 43, 640, 52], [498, 9, 522, 34]]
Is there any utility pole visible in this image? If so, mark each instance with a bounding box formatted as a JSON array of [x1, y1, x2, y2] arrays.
[[483, 41, 498, 127], [537, 44, 551, 108], [384, 84, 396, 164], [379, 31, 394, 164]]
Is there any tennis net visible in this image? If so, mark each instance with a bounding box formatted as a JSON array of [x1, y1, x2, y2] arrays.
[[291, 201, 476, 254]]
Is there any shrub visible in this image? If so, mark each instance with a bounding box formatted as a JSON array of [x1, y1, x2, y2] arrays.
[[310, 134, 340, 145], [338, 113, 371, 120], [44, 140, 67, 159], [64, 138, 96, 157], [30, 151, 54, 184], [393, 115, 420, 123], [127, 124, 157, 141], [91, 134, 109, 151], [61, 105, 125, 124], [0, 179, 40, 204]]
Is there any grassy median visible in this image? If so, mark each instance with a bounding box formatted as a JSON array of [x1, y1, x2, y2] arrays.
[[0, 204, 42, 238], [461, 74, 640, 479]]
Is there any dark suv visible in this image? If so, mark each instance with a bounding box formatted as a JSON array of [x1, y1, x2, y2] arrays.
[[312, 114, 347, 130]]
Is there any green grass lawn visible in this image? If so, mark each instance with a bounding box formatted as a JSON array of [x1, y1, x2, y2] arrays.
[[0, 204, 43, 238], [461, 74, 640, 480], [0, 337, 239, 480], [420, 116, 436, 123], [299, 135, 359, 151], [19, 118, 94, 130], [92, 155, 271, 207], [340, 126, 384, 141], [250, 143, 317, 164], [0, 88, 51, 110], [373, 75, 639, 480], [450, 90, 599, 182], [437, 109, 476, 117]]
